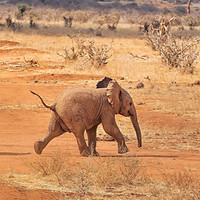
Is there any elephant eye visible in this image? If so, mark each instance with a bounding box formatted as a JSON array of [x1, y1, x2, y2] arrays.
[[130, 102, 132, 106]]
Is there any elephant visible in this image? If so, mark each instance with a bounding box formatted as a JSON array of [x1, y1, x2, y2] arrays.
[[30, 77, 142, 156]]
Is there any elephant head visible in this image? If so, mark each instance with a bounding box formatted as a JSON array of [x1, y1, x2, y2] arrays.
[[100, 78, 142, 148]]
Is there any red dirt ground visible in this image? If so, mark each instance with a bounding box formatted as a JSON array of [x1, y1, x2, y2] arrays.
[[151, 1, 174, 9], [0, 39, 199, 199]]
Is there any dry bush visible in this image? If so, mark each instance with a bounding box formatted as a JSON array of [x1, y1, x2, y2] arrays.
[[58, 36, 112, 69], [6, 16, 22, 32], [95, 12, 120, 31], [184, 16, 200, 30], [62, 16, 73, 28], [72, 10, 92, 23], [95, 15, 107, 27], [29, 17, 37, 29], [57, 36, 86, 61], [106, 12, 120, 31], [84, 40, 112, 69], [146, 23, 200, 73], [159, 36, 199, 73]]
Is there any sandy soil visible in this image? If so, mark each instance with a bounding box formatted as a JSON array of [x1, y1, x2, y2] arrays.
[[0, 37, 199, 200]]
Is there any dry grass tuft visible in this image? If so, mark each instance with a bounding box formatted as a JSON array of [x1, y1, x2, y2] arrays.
[[159, 171, 200, 200], [27, 153, 66, 176], [84, 158, 141, 187], [163, 170, 199, 189], [24, 153, 74, 186]]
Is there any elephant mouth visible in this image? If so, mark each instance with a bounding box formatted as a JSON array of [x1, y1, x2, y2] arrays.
[[128, 110, 133, 116]]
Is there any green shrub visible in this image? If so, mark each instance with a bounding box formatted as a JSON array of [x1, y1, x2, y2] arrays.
[[17, 3, 29, 17]]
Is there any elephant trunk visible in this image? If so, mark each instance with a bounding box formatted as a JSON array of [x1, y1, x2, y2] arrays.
[[129, 107, 142, 148]]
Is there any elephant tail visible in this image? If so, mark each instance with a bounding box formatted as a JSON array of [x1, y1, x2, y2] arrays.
[[30, 90, 71, 132], [30, 90, 55, 111]]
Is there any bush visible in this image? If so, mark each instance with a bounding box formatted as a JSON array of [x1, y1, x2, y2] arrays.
[[159, 36, 199, 73], [84, 40, 112, 69], [57, 36, 86, 61], [17, 3, 29, 17], [58, 36, 112, 69], [145, 21, 200, 74]]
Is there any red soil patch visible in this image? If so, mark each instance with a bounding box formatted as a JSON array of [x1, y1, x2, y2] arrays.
[[0, 184, 61, 200], [151, 1, 174, 8], [0, 40, 20, 47], [0, 48, 46, 56], [7, 73, 103, 84]]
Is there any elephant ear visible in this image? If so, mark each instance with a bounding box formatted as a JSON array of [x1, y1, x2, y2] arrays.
[[106, 79, 122, 114], [96, 77, 113, 88]]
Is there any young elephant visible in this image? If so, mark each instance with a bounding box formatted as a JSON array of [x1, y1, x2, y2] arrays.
[[31, 78, 142, 156]]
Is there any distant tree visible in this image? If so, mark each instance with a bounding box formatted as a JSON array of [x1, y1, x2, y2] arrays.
[[17, 3, 28, 17]]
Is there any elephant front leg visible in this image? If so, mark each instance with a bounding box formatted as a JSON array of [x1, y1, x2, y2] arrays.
[[102, 115, 129, 154], [86, 125, 99, 156]]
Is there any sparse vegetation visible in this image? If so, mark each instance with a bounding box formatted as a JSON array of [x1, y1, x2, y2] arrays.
[[0, 1, 199, 199], [24, 154, 142, 190], [84, 40, 112, 69], [16, 3, 29, 18], [57, 36, 86, 61], [160, 36, 199, 73], [57, 36, 112, 69], [2, 153, 199, 199], [63, 16, 73, 28], [145, 18, 200, 73]]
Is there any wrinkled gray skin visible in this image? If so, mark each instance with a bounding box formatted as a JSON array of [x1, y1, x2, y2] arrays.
[[33, 78, 142, 157]]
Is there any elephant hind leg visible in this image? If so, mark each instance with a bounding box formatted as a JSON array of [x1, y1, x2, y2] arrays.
[[74, 131, 91, 157], [86, 125, 99, 156], [34, 114, 65, 154]]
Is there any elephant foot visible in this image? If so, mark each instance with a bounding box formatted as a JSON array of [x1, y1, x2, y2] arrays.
[[118, 145, 129, 154], [34, 141, 44, 154], [90, 149, 99, 157], [80, 149, 91, 157]]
